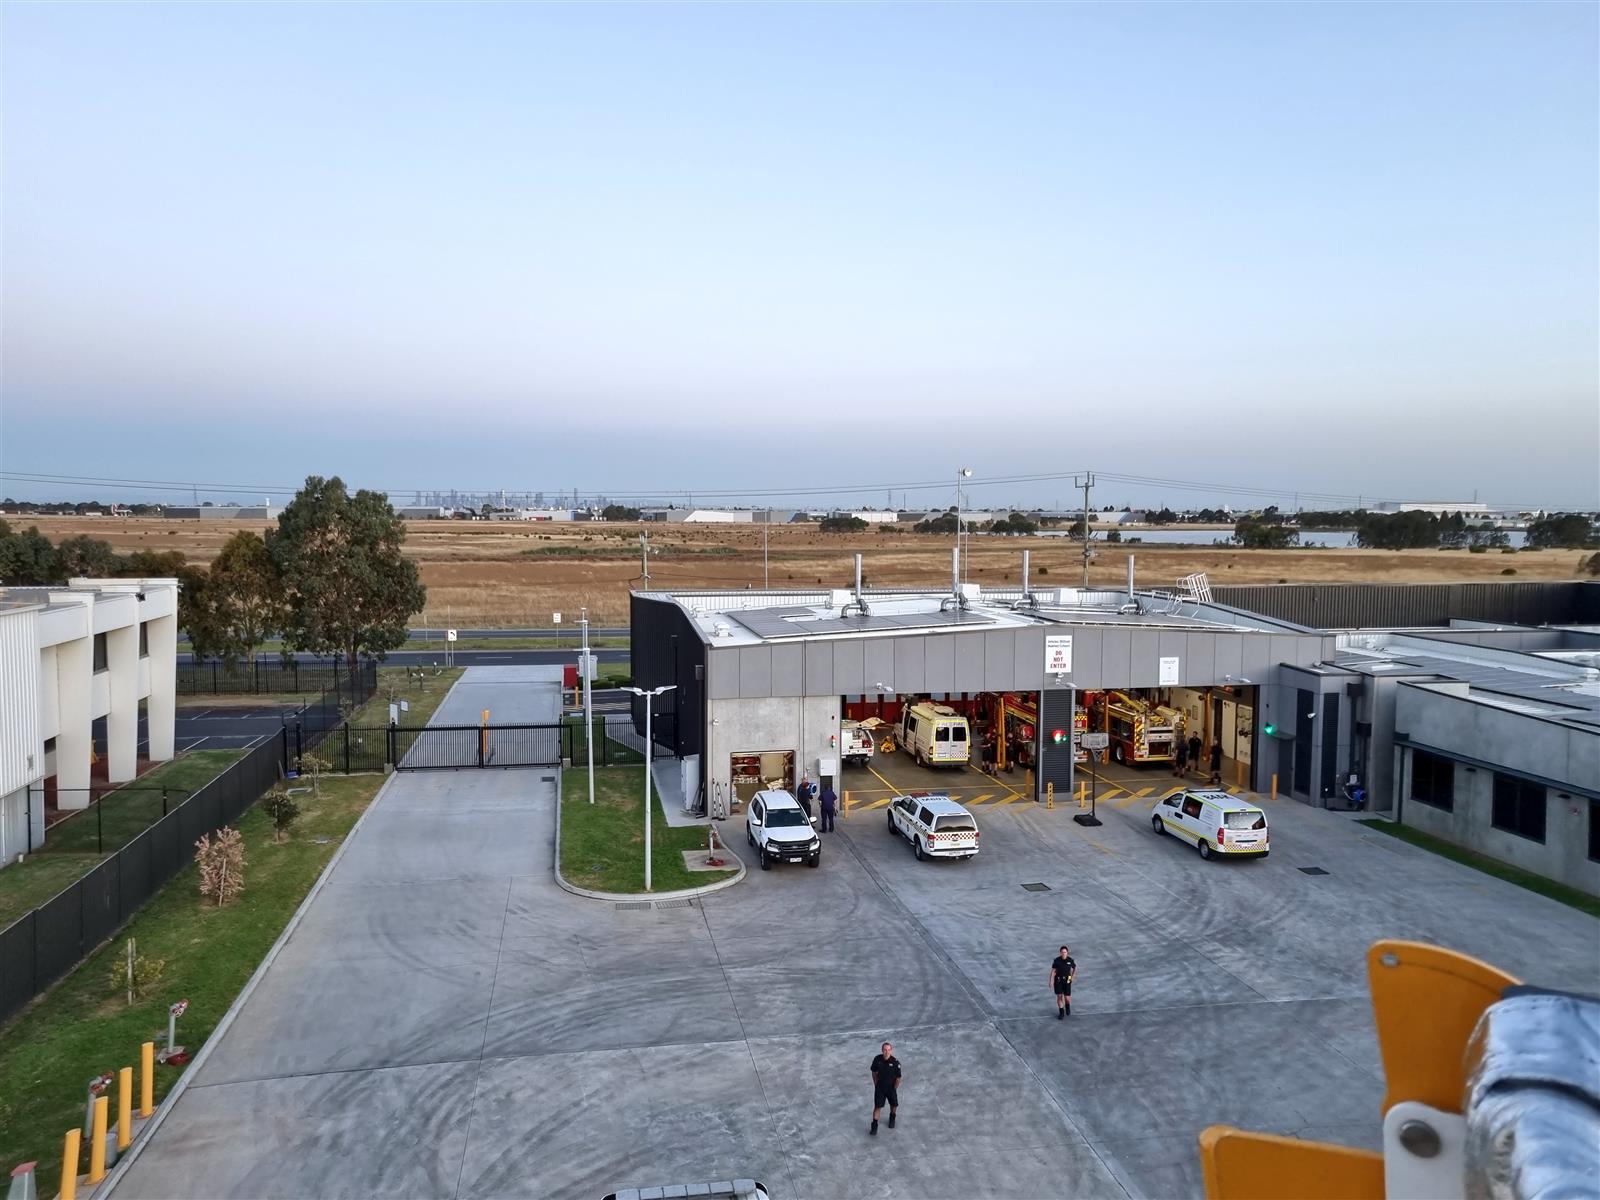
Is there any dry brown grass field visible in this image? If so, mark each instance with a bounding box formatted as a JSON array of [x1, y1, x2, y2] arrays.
[[24, 516, 1588, 626]]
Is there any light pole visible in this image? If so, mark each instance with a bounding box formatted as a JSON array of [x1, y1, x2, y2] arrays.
[[956, 467, 972, 586], [622, 684, 676, 891]]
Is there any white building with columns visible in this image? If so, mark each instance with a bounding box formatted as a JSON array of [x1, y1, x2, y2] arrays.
[[0, 578, 179, 866]]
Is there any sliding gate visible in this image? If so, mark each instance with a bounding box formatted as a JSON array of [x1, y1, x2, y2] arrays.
[[397, 723, 563, 770]]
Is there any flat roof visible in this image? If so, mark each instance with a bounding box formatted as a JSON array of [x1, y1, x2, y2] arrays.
[[645, 584, 1316, 647]]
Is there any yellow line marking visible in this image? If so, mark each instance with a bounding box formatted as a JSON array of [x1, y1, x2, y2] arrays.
[[866, 764, 901, 794], [1088, 840, 1115, 856], [1111, 794, 1143, 809], [969, 793, 995, 805], [1133, 787, 1157, 798], [860, 798, 893, 811]]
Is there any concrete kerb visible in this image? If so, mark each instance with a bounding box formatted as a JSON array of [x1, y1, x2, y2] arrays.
[[92, 771, 403, 1200], [551, 763, 747, 905]]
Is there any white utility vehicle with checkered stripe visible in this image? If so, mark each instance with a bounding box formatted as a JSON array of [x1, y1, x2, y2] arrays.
[[887, 792, 980, 861]]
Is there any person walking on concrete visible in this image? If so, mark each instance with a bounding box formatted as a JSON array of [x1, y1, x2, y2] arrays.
[[1050, 945, 1077, 1019], [1173, 737, 1189, 778], [819, 783, 837, 832], [1187, 732, 1202, 776], [1208, 739, 1224, 786], [869, 1041, 902, 1135]]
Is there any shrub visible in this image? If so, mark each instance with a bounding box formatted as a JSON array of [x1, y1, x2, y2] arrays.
[[299, 752, 331, 792], [1500, 567, 1517, 575], [1468, 545, 1487, 554], [1037, 566, 1049, 576], [196, 826, 246, 906], [262, 789, 300, 843], [107, 938, 166, 1005]]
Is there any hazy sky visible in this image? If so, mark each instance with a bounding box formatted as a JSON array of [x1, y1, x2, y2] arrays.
[[3, 2, 1596, 511]]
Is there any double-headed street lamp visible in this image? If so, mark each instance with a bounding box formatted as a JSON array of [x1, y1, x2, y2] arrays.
[[621, 684, 676, 892]]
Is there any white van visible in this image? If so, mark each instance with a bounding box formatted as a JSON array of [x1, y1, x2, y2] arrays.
[[1150, 789, 1269, 860], [897, 702, 971, 768]]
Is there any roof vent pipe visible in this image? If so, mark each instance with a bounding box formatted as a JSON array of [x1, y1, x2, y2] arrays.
[[842, 552, 870, 618], [1014, 549, 1037, 609], [1120, 554, 1141, 615], [941, 546, 968, 612]]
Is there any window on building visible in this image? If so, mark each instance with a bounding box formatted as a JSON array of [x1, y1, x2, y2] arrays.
[[1589, 801, 1600, 864], [1409, 750, 1455, 812], [139, 622, 148, 658], [93, 633, 107, 672], [1491, 774, 1546, 844]]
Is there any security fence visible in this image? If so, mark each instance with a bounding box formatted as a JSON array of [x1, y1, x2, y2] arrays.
[[177, 658, 377, 698], [0, 732, 286, 1025], [303, 714, 643, 773]]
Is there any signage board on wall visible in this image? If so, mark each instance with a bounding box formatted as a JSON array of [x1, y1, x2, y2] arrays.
[[1158, 656, 1180, 685], [1044, 635, 1073, 676]]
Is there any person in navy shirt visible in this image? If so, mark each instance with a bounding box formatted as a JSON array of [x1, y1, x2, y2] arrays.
[[868, 1041, 902, 1135]]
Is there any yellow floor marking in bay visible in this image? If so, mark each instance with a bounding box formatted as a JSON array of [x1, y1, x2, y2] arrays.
[[1111, 793, 1144, 809], [968, 793, 996, 805], [858, 797, 893, 811]]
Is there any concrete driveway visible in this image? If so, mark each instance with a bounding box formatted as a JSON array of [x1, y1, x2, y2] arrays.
[[111, 669, 1600, 1199]]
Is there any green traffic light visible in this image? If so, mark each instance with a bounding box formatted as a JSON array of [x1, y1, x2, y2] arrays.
[[1263, 723, 1276, 737]]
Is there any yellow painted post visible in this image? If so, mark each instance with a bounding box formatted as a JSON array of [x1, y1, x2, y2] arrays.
[[1025, 768, 1034, 796], [1271, 773, 1278, 802], [842, 790, 849, 820], [1237, 760, 1245, 788], [61, 1129, 81, 1200], [1077, 782, 1088, 809], [117, 1066, 133, 1150], [1046, 782, 1054, 809], [88, 1096, 108, 1183], [140, 1041, 154, 1116]]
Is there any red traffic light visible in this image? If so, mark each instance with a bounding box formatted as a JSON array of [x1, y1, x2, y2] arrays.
[[1051, 728, 1067, 743]]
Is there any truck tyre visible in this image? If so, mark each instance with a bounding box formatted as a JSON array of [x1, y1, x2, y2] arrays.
[[760, 849, 771, 870], [1113, 744, 1126, 765], [887, 812, 896, 835], [914, 838, 925, 861], [807, 853, 820, 868], [1198, 839, 1213, 861], [1152, 815, 1164, 836]]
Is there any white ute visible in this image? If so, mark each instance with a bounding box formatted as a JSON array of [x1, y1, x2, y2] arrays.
[[887, 792, 980, 861], [746, 789, 821, 870], [841, 720, 876, 768]]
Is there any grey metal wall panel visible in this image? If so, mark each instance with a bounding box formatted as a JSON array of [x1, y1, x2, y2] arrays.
[[1157, 631, 1187, 682], [1015, 627, 1047, 689], [739, 647, 772, 698], [865, 639, 895, 695], [953, 634, 985, 693], [1184, 633, 1216, 684], [833, 640, 866, 695], [805, 642, 834, 697], [708, 649, 740, 700], [893, 638, 926, 695], [1128, 630, 1161, 687], [1212, 634, 1244, 682], [924, 635, 956, 693], [1100, 628, 1132, 687], [985, 631, 1014, 690], [1211, 582, 1600, 630], [1071, 630, 1104, 690], [1240, 637, 1272, 682], [771, 644, 804, 697]]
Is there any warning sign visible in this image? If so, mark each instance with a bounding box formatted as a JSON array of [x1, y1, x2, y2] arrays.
[[1044, 634, 1073, 676]]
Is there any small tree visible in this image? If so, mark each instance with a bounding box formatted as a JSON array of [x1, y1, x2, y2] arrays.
[[299, 751, 331, 793], [196, 826, 247, 906], [107, 937, 166, 1005], [262, 789, 300, 843]]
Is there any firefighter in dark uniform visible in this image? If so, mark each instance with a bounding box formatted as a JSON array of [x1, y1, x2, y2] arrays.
[[1050, 945, 1077, 1019], [869, 1040, 902, 1135]]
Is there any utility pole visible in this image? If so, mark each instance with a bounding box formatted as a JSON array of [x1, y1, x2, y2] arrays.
[[763, 509, 770, 588], [581, 608, 594, 805], [1081, 472, 1094, 590], [639, 530, 650, 589]]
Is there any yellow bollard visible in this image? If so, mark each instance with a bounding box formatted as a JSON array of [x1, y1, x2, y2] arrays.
[[842, 790, 849, 820], [1025, 768, 1034, 795], [1271, 773, 1278, 802], [1077, 781, 1088, 809], [1046, 781, 1054, 809], [140, 1041, 154, 1117], [118, 1066, 133, 1150], [61, 1129, 81, 1200], [88, 1095, 108, 1183]]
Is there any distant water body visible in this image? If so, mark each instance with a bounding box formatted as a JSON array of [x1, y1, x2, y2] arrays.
[[1036, 528, 1528, 549]]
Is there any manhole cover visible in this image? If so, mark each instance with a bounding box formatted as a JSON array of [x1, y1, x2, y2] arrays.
[[1298, 867, 1330, 876], [541, 775, 556, 783], [1021, 882, 1052, 892]]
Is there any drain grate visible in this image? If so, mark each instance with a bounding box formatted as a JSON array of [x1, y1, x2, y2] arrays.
[[614, 901, 652, 911], [1298, 867, 1330, 876], [541, 774, 556, 783], [655, 899, 693, 910], [1021, 882, 1052, 892]]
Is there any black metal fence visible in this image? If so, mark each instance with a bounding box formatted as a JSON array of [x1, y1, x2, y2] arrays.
[[177, 658, 378, 697], [0, 732, 287, 1026], [304, 716, 643, 773]]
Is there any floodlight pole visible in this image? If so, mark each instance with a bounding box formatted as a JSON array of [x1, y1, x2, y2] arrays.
[[623, 684, 675, 891], [956, 467, 972, 587]]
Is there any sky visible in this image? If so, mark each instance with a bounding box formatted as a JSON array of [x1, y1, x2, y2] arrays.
[[2, 1, 1597, 513]]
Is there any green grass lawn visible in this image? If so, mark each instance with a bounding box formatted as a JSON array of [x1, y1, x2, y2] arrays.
[[559, 766, 735, 893], [1358, 818, 1600, 919], [561, 713, 644, 766], [0, 750, 248, 930], [0, 772, 388, 1197], [344, 666, 463, 729]]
